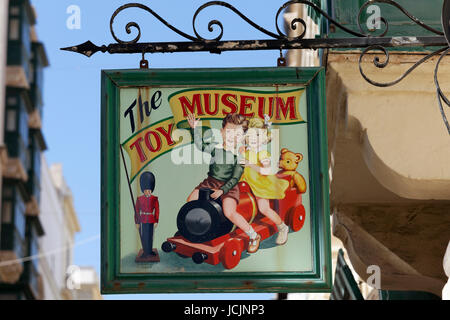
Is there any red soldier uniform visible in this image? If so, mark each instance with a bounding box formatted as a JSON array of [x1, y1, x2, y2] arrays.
[[135, 195, 159, 224]]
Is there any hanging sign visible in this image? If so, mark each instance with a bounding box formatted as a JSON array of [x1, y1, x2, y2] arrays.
[[101, 67, 331, 293]]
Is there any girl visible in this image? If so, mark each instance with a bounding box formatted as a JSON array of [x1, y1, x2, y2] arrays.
[[241, 116, 290, 246]]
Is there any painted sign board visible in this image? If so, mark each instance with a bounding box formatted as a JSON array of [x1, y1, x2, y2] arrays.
[[101, 67, 331, 294]]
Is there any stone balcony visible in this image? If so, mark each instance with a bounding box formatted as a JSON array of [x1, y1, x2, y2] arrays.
[[326, 51, 450, 297]]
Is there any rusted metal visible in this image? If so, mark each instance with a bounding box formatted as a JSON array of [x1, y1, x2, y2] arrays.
[[139, 51, 149, 69], [61, 36, 448, 57], [277, 49, 287, 67]]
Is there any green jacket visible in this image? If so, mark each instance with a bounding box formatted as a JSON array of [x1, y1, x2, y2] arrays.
[[191, 128, 243, 194]]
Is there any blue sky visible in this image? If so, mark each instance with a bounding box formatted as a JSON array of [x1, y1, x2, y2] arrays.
[[31, 0, 291, 300]]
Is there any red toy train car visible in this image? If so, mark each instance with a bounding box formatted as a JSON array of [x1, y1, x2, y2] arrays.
[[161, 175, 306, 270]]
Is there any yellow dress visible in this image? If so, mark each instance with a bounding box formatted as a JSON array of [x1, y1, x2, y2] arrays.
[[241, 150, 289, 199]]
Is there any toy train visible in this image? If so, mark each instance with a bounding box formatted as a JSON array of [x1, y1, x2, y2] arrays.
[[161, 174, 306, 270]]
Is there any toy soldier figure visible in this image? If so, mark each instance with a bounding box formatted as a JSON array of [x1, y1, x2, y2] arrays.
[[135, 171, 160, 262]]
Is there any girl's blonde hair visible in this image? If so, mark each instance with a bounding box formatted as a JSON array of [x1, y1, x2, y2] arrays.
[[246, 117, 272, 143]]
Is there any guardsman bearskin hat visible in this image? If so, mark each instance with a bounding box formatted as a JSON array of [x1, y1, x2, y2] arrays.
[[140, 171, 155, 192]]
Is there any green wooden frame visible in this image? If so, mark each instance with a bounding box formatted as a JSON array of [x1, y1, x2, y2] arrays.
[[101, 67, 332, 294]]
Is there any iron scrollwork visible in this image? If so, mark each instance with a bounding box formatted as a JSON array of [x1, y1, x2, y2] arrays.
[[356, 0, 446, 87], [62, 0, 448, 56], [107, 1, 366, 44], [61, 0, 450, 133]]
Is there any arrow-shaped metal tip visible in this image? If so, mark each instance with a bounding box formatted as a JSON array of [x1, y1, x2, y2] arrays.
[[60, 40, 105, 58]]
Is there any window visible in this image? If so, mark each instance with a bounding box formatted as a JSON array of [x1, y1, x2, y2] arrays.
[[34, 63, 44, 110], [26, 148, 32, 171], [8, 18, 20, 40], [33, 143, 41, 170], [33, 174, 40, 204], [18, 137, 29, 171], [30, 227, 39, 270], [14, 192, 26, 239], [2, 185, 14, 198], [36, 64, 43, 88], [28, 63, 34, 84], [14, 228, 25, 259], [21, 17, 31, 55], [7, 96, 18, 106], [18, 102, 29, 145], [9, 5, 20, 16], [6, 109, 17, 132], [19, 102, 27, 135], [1, 201, 13, 223], [2, 185, 14, 223], [27, 136, 41, 202], [1, 183, 27, 260], [34, 149, 41, 181], [21, 46, 31, 82]]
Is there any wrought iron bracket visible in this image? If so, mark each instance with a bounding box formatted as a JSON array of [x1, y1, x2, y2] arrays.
[[62, 1, 449, 55], [62, 36, 448, 57], [61, 0, 450, 133]]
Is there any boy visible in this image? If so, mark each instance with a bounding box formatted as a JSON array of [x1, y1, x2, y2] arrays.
[[186, 113, 261, 253]]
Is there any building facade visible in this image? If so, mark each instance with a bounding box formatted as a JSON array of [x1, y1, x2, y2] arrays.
[[0, 0, 101, 300], [39, 159, 79, 300], [0, 0, 46, 299], [283, 0, 450, 300]]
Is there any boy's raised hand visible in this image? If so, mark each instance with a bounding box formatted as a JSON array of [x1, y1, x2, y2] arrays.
[[187, 113, 200, 128]]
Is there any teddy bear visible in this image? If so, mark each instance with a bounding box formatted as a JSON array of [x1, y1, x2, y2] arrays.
[[278, 148, 307, 194]]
